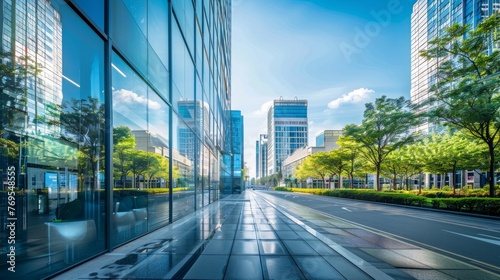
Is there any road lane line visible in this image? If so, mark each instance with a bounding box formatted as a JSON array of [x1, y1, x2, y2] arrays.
[[478, 234, 500, 240], [444, 230, 500, 246], [342, 207, 352, 212]]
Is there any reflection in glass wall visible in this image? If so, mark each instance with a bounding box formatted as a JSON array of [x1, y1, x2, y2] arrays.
[[0, 0, 231, 278], [172, 113, 195, 221], [0, 1, 105, 278]]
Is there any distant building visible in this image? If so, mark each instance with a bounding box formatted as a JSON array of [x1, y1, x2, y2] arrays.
[[256, 134, 268, 178], [230, 110, 244, 193], [267, 98, 308, 175], [282, 130, 342, 183]]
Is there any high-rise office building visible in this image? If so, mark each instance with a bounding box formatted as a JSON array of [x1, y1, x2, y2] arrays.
[[0, 1, 232, 279], [256, 133, 268, 178], [267, 98, 308, 174], [411, 0, 500, 133], [230, 110, 244, 193]]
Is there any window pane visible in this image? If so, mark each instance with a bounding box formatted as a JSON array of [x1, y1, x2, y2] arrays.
[[0, 1, 105, 278], [71, 0, 105, 30]]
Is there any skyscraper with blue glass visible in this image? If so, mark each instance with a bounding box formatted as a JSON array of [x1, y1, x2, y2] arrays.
[[230, 110, 244, 193], [0, 1, 232, 279], [267, 98, 308, 175], [411, 0, 500, 133]]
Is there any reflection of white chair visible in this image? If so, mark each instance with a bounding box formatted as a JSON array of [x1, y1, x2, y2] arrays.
[[46, 220, 96, 264], [133, 207, 147, 221], [113, 211, 136, 232]]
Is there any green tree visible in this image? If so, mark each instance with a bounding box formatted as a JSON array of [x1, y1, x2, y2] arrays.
[[113, 126, 135, 188], [337, 135, 363, 188], [420, 14, 500, 197], [345, 96, 420, 191], [416, 133, 486, 193], [144, 153, 169, 188], [323, 149, 347, 189], [129, 149, 150, 189], [295, 154, 328, 188], [60, 97, 105, 190]]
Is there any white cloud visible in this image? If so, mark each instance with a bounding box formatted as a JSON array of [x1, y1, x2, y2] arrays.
[[113, 89, 161, 110], [327, 88, 374, 109], [250, 100, 273, 117]]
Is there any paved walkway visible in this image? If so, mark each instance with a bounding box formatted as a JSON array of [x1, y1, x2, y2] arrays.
[[53, 191, 499, 279]]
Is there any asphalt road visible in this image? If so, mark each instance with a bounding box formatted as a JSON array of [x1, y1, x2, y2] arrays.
[[256, 190, 500, 275]]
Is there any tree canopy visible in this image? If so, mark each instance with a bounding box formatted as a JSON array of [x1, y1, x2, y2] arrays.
[[345, 96, 420, 191], [420, 14, 500, 196]]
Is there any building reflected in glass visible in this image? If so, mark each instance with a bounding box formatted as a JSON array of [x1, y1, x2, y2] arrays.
[[0, 1, 232, 279]]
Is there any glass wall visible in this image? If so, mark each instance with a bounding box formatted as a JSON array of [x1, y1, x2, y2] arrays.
[[0, 0, 106, 278], [0, 0, 231, 278]]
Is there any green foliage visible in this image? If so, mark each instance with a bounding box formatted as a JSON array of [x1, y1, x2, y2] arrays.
[[344, 96, 420, 191], [274, 187, 293, 192], [419, 14, 500, 197], [284, 189, 500, 216]]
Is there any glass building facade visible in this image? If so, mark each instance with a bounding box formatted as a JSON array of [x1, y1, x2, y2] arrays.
[[267, 98, 308, 174], [255, 133, 267, 178], [0, 0, 232, 279], [411, 0, 500, 133], [230, 110, 243, 193]]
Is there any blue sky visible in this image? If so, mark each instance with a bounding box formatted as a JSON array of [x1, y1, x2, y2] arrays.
[[231, 0, 417, 178]]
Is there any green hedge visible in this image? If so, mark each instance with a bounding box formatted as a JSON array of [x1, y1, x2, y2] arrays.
[[277, 189, 500, 216], [432, 198, 500, 215], [322, 190, 428, 207]]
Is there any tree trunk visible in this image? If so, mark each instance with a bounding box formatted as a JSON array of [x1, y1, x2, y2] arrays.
[[488, 142, 495, 197], [376, 166, 381, 191], [451, 165, 456, 195]]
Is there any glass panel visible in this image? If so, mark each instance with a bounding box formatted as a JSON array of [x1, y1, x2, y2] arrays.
[[172, 113, 195, 221], [111, 52, 149, 246], [71, 0, 105, 30], [0, 1, 105, 278], [145, 90, 170, 230], [111, 0, 148, 77]]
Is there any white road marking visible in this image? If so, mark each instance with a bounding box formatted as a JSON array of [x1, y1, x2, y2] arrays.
[[342, 207, 352, 212], [444, 230, 500, 246], [478, 234, 500, 241]]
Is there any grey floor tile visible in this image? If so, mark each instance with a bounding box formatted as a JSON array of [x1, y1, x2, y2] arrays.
[[261, 256, 305, 280], [126, 253, 190, 278], [282, 240, 317, 255], [276, 230, 301, 240], [362, 248, 430, 269], [259, 240, 287, 255], [182, 254, 229, 279], [238, 224, 255, 231], [225, 255, 263, 280], [236, 230, 257, 239], [323, 256, 372, 280], [256, 224, 273, 231], [305, 240, 340, 256], [212, 230, 236, 240], [202, 239, 233, 255], [232, 240, 259, 255], [293, 256, 346, 280], [257, 231, 278, 240]]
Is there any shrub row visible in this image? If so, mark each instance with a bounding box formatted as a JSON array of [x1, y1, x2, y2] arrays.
[[281, 189, 500, 217], [432, 198, 500, 215], [322, 190, 428, 207]]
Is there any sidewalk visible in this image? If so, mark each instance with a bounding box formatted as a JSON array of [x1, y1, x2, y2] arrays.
[[52, 191, 498, 279]]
